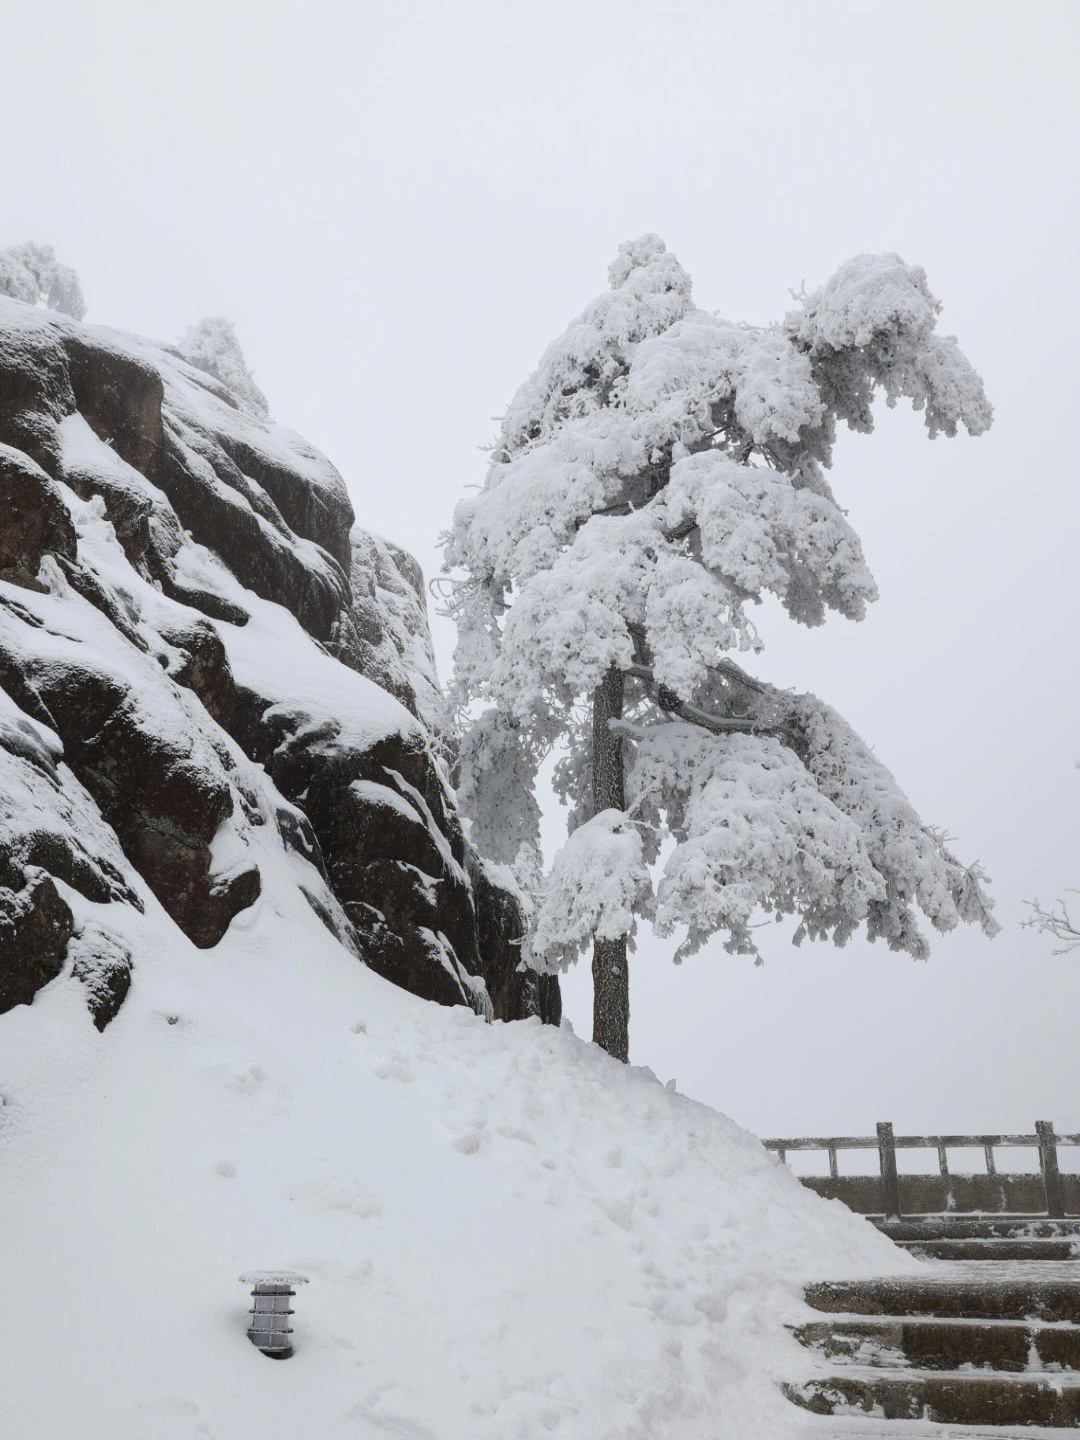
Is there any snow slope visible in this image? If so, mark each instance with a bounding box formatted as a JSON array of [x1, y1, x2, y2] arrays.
[[0, 825, 911, 1440]]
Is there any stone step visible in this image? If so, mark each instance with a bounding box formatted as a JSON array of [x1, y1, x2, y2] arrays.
[[899, 1238, 1080, 1261], [877, 1218, 1080, 1243], [800, 1416, 1080, 1439], [805, 1274, 1080, 1323], [784, 1368, 1080, 1427], [793, 1315, 1080, 1371]]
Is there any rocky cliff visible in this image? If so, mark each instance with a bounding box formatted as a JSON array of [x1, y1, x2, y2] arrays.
[[0, 296, 558, 1028]]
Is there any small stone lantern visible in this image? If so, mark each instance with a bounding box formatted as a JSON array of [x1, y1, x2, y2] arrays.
[[240, 1271, 309, 1358]]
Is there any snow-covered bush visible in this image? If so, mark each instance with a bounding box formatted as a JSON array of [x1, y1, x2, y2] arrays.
[[0, 242, 86, 319], [444, 236, 997, 1059], [177, 316, 269, 417]]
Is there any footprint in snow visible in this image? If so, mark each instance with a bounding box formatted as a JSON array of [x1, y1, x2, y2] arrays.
[[495, 1123, 537, 1145], [451, 1127, 485, 1155], [345, 1404, 438, 1438], [373, 1052, 415, 1082], [287, 1178, 382, 1218]]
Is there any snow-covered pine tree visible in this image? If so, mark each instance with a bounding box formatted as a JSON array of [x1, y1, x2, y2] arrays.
[[444, 236, 998, 1062], [177, 316, 269, 417]]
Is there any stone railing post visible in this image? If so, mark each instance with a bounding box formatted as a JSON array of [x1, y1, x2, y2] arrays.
[[877, 1121, 902, 1220], [1036, 1120, 1065, 1218]]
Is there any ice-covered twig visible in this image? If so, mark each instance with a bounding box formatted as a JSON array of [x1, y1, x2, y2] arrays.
[[1023, 893, 1080, 954]]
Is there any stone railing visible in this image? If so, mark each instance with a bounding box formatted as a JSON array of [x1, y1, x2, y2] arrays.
[[763, 1122, 1080, 1220]]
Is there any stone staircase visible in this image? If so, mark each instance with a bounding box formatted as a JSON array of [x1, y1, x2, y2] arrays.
[[785, 1217, 1080, 1433]]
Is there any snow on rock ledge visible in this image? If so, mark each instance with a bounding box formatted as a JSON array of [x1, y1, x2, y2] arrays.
[[0, 295, 555, 1026]]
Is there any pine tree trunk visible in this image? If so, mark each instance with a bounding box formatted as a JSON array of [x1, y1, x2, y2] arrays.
[[591, 666, 629, 1062]]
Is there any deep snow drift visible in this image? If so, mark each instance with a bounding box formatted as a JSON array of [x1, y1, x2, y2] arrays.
[[0, 840, 911, 1439]]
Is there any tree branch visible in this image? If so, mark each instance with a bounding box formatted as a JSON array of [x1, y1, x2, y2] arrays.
[[1022, 894, 1080, 954], [622, 662, 790, 738], [714, 656, 769, 694]]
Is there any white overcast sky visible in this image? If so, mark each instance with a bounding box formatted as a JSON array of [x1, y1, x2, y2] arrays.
[[4, 0, 1079, 1145]]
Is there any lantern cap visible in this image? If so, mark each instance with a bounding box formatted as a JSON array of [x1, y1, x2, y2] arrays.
[[240, 1270, 309, 1286]]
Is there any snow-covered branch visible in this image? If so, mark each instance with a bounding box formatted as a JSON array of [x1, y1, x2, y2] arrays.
[[1023, 895, 1080, 954], [623, 662, 787, 736], [527, 809, 652, 972]]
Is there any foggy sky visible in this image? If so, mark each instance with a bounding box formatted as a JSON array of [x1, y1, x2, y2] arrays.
[[4, 0, 1079, 1144]]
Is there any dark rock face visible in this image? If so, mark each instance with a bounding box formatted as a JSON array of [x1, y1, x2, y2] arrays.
[[155, 616, 237, 730], [0, 444, 77, 586], [337, 531, 445, 731], [0, 705, 142, 910], [0, 698, 137, 1012], [468, 855, 561, 1026], [0, 868, 74, 1012], [69, 925, 132, 1030], [0, 583, 258, 950], [0, 296, 558, 1027], [232, 667, 555, 1024]]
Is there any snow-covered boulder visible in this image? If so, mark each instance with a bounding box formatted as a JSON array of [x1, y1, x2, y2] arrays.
[[0, 295, 555, 1026]]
